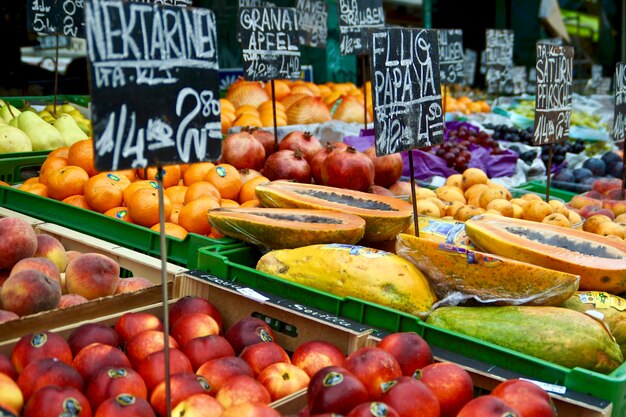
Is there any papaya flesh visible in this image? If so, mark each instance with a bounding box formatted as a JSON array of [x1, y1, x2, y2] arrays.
[[397, 234, 580, 306], [207, 207, 365, 250], [427, 305, 624, 374], [465, 214, 626, 294], [255, 180, 412, 242], [256, 244, 437, 317]]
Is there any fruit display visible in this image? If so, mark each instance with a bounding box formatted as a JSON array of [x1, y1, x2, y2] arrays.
[[553, 151, 624, 193], [503, 98, 611, 131], [442, 94, 491, 114]]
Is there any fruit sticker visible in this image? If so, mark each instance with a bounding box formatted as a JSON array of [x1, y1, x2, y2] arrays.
[[325, 244, 389, 258], [257, 328, 274, 342], [380, 379, 397, 393], [578, 291, 626, 311], [115, 394, 136, 407], [370, 402, 391, 417], [197, 375, 211, 391], [108, 368, 127, 379], [61, 397, 82, 416], [114, 209, 128, 219], [106, 173, 121, 182], [322, 371, 343, 387], [216, 166, 227, 177], [30, 333, 47, 348]]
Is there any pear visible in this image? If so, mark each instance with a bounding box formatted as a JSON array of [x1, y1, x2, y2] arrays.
[[0, 125, 33, 153], [61, 104, 77, 113], [53, 114, 88, 146], [8, 118, 18, 128], [75, 119, 92, 136], [0, 99, 4, 107], [0, 105, 21, 122], [16, 111, 64, 151]]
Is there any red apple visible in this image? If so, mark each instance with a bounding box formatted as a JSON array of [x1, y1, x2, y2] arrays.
[[240, 341, 291, 377], [114, 277, 155, 294], [94, 394, 155, 417], [416, 362, 474, 417], [216, 374, 271, 408], [377, 332, 433, 376], [307, 366, 369, 415], [0, 372, 23, 415], [10, 257, 61, 287], [491, 379, 556, 417], [150, 372, 211, 417], [347, 402, 401, 417], [169, 296, 223, 329], [196, 356, 254, 395], [291, 340, 345, 378], [0, 354, 17, 380], [171, 393, 224, 417], [11, 331, 72, 373], [224, 317, 275, 355], [457, 395, 520, 417], [65, 253, 120, 300], [72, 343, 131, 382], [23, 385, 92, 417], [86, 367, 148, 410], [125, 330, 178, 366], [379, 376, 439, 417], [170, 313, 220, 347], [344, 347, 402, 400], [68, 323, 120, 356], [18, 358, 85, 402], [0, 310, 19, 324], [258, 362, 310, 401], [220, 402, 281, 417], [0, 217, 37, 270], [114, 312, 163, 343], [182, 334, 235, 371], [33, 234, 68, 273], [136, 348, 193, 391], [59, 294, 89, 308]]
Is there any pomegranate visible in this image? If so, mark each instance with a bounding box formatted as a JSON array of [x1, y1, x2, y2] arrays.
[[321, 146, 375, 192], [263, 149, 311, 183], [246, 127, 277, 156], [389, 181, 413, 196], [221, 131, 266, 171], [364, 146, 404, 188], [239, 168, 263, 184], [279, 131, 323, 162], [310, 142, 349, 184], [369, 185, 395, 196]]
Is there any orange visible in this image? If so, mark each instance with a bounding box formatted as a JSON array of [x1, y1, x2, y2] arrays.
[[260, 112, 288, 127], [104, 206, 133, 222], [62, 195, 92, 210], [265, 79, 291, 101], [220, 98, 236, 114], [258, 101, 286, 113], [39, 156, 69, 185], [169, 205, 182, 224], [19, 182, 48, 197], [67, 139, 99, 177], [0, 180, 9, 187], [177, 196, 219, 235], [165, 185, 188, 206], [240, 199, 261, 208], [205, 164, 242, 200], [183, 162, 215, 186], [22, 177, 40, 185], [232, 114, 262, 128], [179, 163, 190, 175], [83, 173, 127, 213], [150, 222, 188, 240], [113, 169, 137, 182], [207, 229, 224, 239], [46, 166, 89, 200], [48, 146, 70, 159], [238, 176, 269, 204], [220, 199, 240, 207], [184, 181, 222, 204], [136, 165, 181, 188], [126, 187, 172, 227], [122, 180, 160, 205], [235, 105, 260, 118]]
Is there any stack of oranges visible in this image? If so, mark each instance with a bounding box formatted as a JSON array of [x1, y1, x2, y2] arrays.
[[14, 139, 268, 240]]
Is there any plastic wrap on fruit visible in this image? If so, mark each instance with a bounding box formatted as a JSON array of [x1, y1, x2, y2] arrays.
[[404, 216, 475, 249], [396, 233, 580, 307]]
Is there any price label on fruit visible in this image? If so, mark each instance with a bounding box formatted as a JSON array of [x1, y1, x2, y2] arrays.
[[533, 42, 574, 145], [337, 0, 385, 56], [438, 29, 464, 85], [239, 7, 301, 81], [296, 0, 328, 48], [484, 29, 514, 94], [85, 0, 222, 171], [614, 62, 626, 142], [370, 28, 444, 155]]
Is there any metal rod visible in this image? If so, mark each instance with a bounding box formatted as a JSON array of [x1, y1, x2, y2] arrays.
[[271, 80, 278, 152], [362, 55, 368, 131], [545, 143, 553, 203], [53, 33, 59, 116], [408, 152, 420, 238]]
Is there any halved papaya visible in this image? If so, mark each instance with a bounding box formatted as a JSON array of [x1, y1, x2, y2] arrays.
[[255, 180, 412, 242], [207, 207, 365, 249], [465, 213, 626, 293]]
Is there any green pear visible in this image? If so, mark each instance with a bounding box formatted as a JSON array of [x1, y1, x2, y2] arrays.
[[0, 125, 33, 153], [8, 118, 18, 128], [16, 111, 64, 151], [75, 119, 92, 136], [53, 114, 88, 146], [0, 104, 21, 122]]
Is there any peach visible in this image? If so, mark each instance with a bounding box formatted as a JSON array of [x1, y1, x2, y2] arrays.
[[59, 294, 89, 308], [17, 358, 84, 402], [220, 402, 281, 417], [215, 374, 271, 408], [240, 342, 291, 377], [65, 253, 120, 300], [125, 330, 178, 366], [169, 296, 223, 329], [66, 250, 82, 264], [170, 313, 220, 347], [570, 194, 602, 210], [580, 205, 615, 220], [72, 343, 131, 382], [258, 362, 310, 401], [68, 323, 120, 356], [344, 347, 402, 400], [583, 214, 613, 234], [114, 312, 163, 343], [10, 257, 61, 286], [604, 188, 626, 200], [0, 218, 37, 269], [150, 373, 210, 417], [542, 213, 571, 228], [86, 367, 147, 410], [182, 334, 234, 371], [603, 199, 626, 216], [196, 356, 254, 395], [0, 269, 9, 286], [0, 310, 18, 324], [522, 200, 553, 222], [94, 394, 155, 417], [11, 331, 73, 373], [172, 393, 223, 417], [33, 234, 68, 273], [23, 385, 91, 417], [291, 340, 346, 378], [0, 270, 61, 316], [114, 277, 155, 295], [136, 348, 192, 391], [0, 372, 23, 415], [377, 332, 433, 377], [593, 178, 622, 195]]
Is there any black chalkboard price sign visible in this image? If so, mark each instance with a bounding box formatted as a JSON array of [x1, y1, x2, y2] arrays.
[[136, 0, 192, 5], [85, 0, 222, 171], [533, 43, 574, 145], [239, 7, 301, 81], [28, 0, 58, 34], [614, 63, 626, 142], [296, 0, 328, 48], [27, 0, 85, 37], [59, 0, 85, 38], [438, 29, 464, 85], [484, 29, 514, 94], [370, 28, 444, 156], [337, 0, 385, 56]]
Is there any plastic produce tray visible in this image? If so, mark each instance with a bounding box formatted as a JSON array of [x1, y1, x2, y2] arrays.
[[2, 95, 90, 108], [0, 153, 48, 183], [514, 180, 578, 203]]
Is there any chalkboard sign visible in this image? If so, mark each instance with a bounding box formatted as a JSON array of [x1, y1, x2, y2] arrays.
[[533, 43, 574, 145], [239, 0, 275, 7], [135, 0, 192, 5], [438, 29, 464, 85], [59, 0, 85, 38], [36, 35, 70, 50], [85, 0, 222, 171], [511, 66, 527, 95], [370, 28, 444, 156], [484, 29, 514, 94], [527, 67, 537, 94], [27, 0, 58, 34], [27, 0, 85, 37], [337, 0, 385, 56], [464, 48, 477, 86], [614, 63, 626, 142], [239, 7, 301, 81], [296, 0, 328, 48]]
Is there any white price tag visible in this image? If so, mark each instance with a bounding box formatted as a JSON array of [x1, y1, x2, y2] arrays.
[[236, 287, 270, 303], [520, 378, 567, 395]]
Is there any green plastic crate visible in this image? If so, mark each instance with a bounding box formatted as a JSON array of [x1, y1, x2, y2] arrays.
[[2, 95, 90, 108], [196, 243, 626, 416], [513, 180, 578, 203], [0, 154, 48, 183], [0, 185, 235, 268]]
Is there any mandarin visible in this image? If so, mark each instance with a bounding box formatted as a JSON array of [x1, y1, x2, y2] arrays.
[[46, 166, 89, 200]]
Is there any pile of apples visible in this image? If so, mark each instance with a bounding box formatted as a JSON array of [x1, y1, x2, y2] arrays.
[[0, 217, 154, 322]]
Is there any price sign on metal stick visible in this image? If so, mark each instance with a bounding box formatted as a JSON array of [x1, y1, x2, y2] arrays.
[[28, 0, 57, 34], [484, 29, 514, 95], [337, 0, 384, 56], [438, 29, 464, 85], [296, 0, 328, 48], [370, 28, 443, 236], [614, 62, 626, 198]]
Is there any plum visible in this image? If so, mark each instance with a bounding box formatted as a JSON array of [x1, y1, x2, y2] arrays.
[[582, 158, 607, 176], [602, 151, 622, 166], [573, 167, 594, 182], [553, 169, 575, 183], [609, 161, 625, 179]]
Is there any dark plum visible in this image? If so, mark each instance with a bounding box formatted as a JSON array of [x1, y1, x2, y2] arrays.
[[573, 167, 594, 182], [609, 161, 625, 179], [602, 151, 622, 166], [553, 169, 576, 183], [582, 158, 607, 176]]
